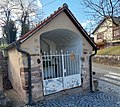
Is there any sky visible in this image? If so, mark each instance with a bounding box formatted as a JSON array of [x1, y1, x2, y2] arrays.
[[40, 0, 94, 31], [0, 0, 43, 38], [0, 0, 94, 38]]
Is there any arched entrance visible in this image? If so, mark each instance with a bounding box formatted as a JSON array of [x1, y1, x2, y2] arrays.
[[40, 29, 82, 95]]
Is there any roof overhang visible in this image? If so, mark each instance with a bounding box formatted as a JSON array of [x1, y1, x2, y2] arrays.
[[5, 3, 97, 51]]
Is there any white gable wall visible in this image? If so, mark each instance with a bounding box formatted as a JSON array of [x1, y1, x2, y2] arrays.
[[20, 11, 93, 99], [94, 19, 113, 42], [21, 11, 93, 53], [7, 11, 93, 101]]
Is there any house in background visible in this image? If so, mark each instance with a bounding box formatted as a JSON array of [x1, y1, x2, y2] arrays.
[[92, 16, 120, 49], [5, 4, 97, 103]]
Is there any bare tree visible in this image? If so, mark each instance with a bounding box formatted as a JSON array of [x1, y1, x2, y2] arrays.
[[0, 0, 17, 43], [81, 0, 120, 47], [0, 0, 43, 43], [16, 0, 43, 36], [81, 0, 120, 29]]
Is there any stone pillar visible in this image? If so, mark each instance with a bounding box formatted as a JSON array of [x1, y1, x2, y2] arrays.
[[20, 55, 44, 101], [31, 65, 43, 100], [81, 50, 91, 91]]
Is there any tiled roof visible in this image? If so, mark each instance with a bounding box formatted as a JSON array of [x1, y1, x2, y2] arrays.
[[18, 3, 68, 42]]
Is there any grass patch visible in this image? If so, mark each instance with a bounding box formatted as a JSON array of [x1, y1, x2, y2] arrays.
[[97, 46, 120, 55]]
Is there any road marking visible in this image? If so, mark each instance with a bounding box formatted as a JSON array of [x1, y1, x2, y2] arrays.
[[104, 74, 120, 80], [109, 72, 120, 76], [93, 67, 110, 72], [100, 77, 120, 84]]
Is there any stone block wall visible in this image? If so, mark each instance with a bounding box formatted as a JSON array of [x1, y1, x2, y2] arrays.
[[31, 65, 43, 99], [0, 74, 3, 91], [19, 55, 44, 101], [19, 52, 91, 101], [0, 50, 12, 90], [92, 55, 120, 67]]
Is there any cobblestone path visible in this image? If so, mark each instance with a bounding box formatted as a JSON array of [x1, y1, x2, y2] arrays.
[[25, 91, 120, 107]]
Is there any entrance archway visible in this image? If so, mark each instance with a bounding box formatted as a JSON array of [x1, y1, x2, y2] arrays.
[[40, 29, 82, 95]]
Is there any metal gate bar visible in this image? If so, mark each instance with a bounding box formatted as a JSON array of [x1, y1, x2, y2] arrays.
[[42, 51, 80, 79], [42, 50, 81, 95], [42, 51, 63, 79]]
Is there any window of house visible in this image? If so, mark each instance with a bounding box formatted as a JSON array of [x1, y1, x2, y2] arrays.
[[113, 28, 120, 40], [97, 33, 104, 39], [113, 29, 120, 36]]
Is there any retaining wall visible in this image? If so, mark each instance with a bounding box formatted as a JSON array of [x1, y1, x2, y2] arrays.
[[92, 55, 120, 67]]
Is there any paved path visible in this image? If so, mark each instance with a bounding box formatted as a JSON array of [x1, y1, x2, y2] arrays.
[[24, 91, 120, 107]]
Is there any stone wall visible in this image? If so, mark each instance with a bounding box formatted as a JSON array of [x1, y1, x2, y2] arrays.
[[31, 65, 43, 100], [92, 55, 120, 67], [80, 49, 92, 91], [0, 50, 12, 90], [0, 73, 2, 91], [19, 55, 44, 101]]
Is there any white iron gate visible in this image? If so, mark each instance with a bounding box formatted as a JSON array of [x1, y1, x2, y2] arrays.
[[42, 50, 81, 95]]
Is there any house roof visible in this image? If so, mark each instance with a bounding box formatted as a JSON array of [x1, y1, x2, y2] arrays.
[[6, 3, 97, 50], [92, 18, 106, 34], [92, 16, 120, 34]]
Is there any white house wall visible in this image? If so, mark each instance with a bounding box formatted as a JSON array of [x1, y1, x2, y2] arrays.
[[21, 11, 92, 53], [94, 19, 113, 42]]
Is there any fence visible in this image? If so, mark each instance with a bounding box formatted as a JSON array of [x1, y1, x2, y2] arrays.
[[92, 55, 120, 67]]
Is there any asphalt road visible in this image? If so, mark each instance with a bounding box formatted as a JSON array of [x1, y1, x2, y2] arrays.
[[93, 63, 120, 78]]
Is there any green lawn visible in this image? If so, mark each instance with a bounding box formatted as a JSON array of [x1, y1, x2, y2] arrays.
[[97, 46, 120, 55]]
